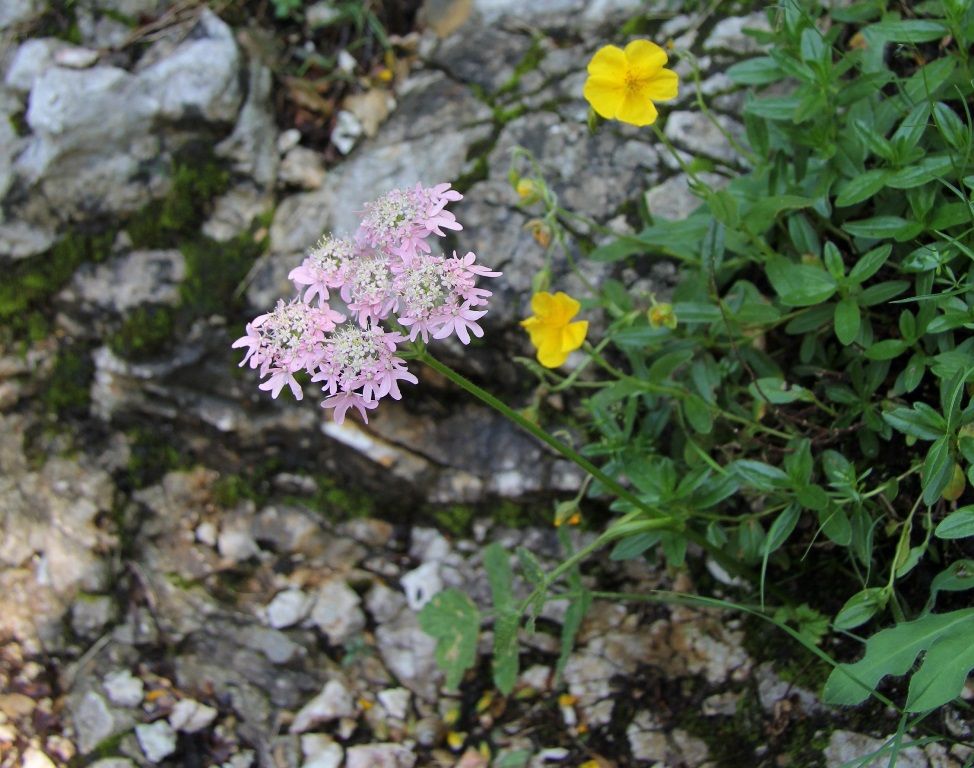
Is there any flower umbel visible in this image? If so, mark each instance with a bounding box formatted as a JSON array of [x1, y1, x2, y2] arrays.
[[235, 182, 501, 423], [583, 40, 679, 127], [520, 291, 589, 368]]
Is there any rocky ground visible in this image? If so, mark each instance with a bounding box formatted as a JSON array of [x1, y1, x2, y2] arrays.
[[1, 0, 973, 766]]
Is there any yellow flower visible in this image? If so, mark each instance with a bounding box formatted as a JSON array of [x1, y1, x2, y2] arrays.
[[521, 291, 589, 368], [583, 40, 679, 127]]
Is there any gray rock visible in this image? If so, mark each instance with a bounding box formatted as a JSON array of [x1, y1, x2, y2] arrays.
[[703, 12, 773, 54], [217, 517, 260, 562], [376, 688, 411, 721], [644, 172, 727, 222], [71, 691, 130, 755], [0, 0, 43, 29], [308, 578, 366, 645], [754, 662, 823, 715], [202, 184, 271, 242], [375, 611, 440, 702], [279, 146, 327, 189], [103, 669, 144, 708], [331, 110, 363, 155], [71, 595, 117, 638], [134, 9, 241, 123], [238, 625, 304, 665], [88, 760, 137, 768], [216, 57, 278, 188], [824, 730, 928, 768], [135, 720, 177, 763], [169, 698, 218, 733], [63, 249, 185, 313], [291, 679, 356, 733], [5, 38, 64, 92], [301, 734, 344, 768], [400, 561, 443, 611], [345, 743, 417, 768], [664, 110, 746, 165], [265, 588, 313, 629]]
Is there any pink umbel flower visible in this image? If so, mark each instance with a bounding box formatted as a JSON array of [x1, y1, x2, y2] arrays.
[[235, 181, 501, 423], [289, 235, 354, 304], [358, 182, 463, 259], [232, 298, 345, 399], [395, 251, 501, 343], [311, 323, 418, 424]]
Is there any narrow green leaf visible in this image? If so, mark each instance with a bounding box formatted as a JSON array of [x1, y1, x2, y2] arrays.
[[818, 505, 852, 546], [727, 56, 785, 85], [835, 169, 891, 207], [865, 19, 950, 42], [834, 298, 861, 345], [935, 506, 974, 539], [848, 244, 892, 283], [683, 394, 714, 434], [766, 257, 837, 307], [921, 436, 953, 506], [864, 339, 908, 361], [834, 587, 886, 630], [516, 547, 546, 586]]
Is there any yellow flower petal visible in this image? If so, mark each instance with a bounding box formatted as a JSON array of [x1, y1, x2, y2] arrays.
[[586, 45, 627, 79], [529, 291, 555, 316], [616, 90, 659, 127], [561, 320, 588, 352], [642, 68, 679, 102], [537, 339, 570, 368], [623, 39, 668, 76], [549, 292, 581, 323], [583, 77, 624, 119]]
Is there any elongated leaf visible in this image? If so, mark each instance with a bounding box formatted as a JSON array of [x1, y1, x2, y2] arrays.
[[935, 506, 974, 539], [834, 587, 886, 630], [834, 298, 861, 345], [906, 620, 974, 711], [766, 257, 837, 306], [824, 609, 974, 705], [848, 244, 892, 283], [926, 560, 974, 611], [484, 543, 519, 693], [835, 169, 890, 207], [516, 547, 546, 586], [882, 406, 945, 440], [921, 436, 953, 505], [418, 589, 481, 690], [727, 56, 784, 85], [865, 19, 950, 43]]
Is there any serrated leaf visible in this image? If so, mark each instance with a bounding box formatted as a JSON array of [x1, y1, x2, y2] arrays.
[[484, 543, 520, 694], [418, 589, 481, 690], [516, 547, 546, 586], [556, 589, 591, 682]]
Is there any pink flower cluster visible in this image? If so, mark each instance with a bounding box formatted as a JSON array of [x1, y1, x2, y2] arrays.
[[233, 183, 500, 424]]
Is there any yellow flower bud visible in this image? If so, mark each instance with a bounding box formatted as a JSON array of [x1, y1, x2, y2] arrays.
[[648, 302, 678, 329], [516, 178, 543, 205], [525, 218, 553, 248]]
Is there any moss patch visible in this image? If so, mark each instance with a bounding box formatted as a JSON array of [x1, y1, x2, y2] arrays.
[[121, 424, 193, 490], [40, 346, 94, 418], [0, 230, 113, 344]]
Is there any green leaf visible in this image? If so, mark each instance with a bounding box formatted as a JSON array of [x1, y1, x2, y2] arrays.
[[932, 102, 969, 150], [732, 460, 790, 492], [701, 218, 726, 272], [746, 196, 816, 234], [921, 436, 953, 506], [865, 19, 950, 42], [766, 257, 837, 306], [834, 298, 861, 345], [859, 280, 909, 305], [887, 155, 955, 190], [683, 394, 713, 434], [825, 610, 974, 706], [672, 301, 722, 323], [647, 349, 694, 382], [484, 544, 519, 694], [848, 244, 892, 283], [906, 625, 974, 711], [935, 506, 974, 539], [765, 504, 800, 554], [843, 215, 921, 241], [834, 587, 887, 630], [818, 505, 852, 546], [864, 339, 908, 361], [516, 547, 546, 586], [797, 484, 829, 512], [926, 560, 974, 610], [556, 566, 591, 681], [744, 94, 803, 121], [882, 406, 946, 440], [610, 531, 662, 560], [727, 56, 785, 85], [749, 377, 812, 405], [941, 367, 970, 430], [418, 589, 481, 690], [835, 169, 891, 207]]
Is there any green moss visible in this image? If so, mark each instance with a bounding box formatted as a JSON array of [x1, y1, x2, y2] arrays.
[[107, 305, 175, 361], [0, 230, 113, 342], [213, 472, 264, 508], [122, 424, 191, 490], [41, 347, 93, 418], [497, 36, 546, 96], [493, 499, 539, 528], [126, 152, 230, 249], [178, 229, 264, 317], [429, 504, 477, 536]]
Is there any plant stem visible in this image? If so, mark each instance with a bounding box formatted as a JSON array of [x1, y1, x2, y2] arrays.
[[414, 350, 672, 522]]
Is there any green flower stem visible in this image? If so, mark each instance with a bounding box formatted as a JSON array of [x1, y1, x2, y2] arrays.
[[414, 350, 671, 522]]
